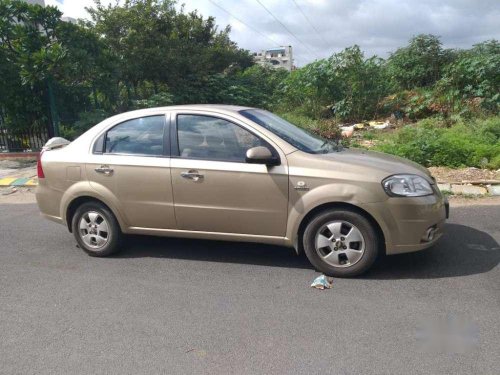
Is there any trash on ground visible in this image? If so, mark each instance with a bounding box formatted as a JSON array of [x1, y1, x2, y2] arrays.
[[337, 120, 390, 136], [340, 125, 354, 138], [311, 274, 333, 290], [368, 121, 390, 129], [2, 188, 17, 196]]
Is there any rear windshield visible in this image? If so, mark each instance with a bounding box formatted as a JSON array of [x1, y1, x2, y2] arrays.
[[239, 109, 341, 154]]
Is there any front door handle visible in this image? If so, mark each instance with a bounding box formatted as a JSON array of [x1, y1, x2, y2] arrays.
[[181, 170, 204, 181], [95, 165, 114, 175]]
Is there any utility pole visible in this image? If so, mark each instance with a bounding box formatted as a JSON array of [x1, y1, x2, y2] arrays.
[[47, 77, 59, 137]]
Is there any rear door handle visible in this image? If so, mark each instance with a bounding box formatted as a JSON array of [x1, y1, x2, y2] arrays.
[[181, 170, 204, 181], [95, 165, 114, 175]]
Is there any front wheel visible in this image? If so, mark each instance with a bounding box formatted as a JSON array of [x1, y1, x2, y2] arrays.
[[303, 209, 380, 277], [72, 202, 122, 257]]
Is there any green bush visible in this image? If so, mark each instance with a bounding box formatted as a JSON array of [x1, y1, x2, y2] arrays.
[[374, 117, 500, 168], [277, 46, 389, 121], [436, 40, 500, 116]]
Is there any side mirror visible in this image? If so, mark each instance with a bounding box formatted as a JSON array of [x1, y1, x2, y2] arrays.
[[246, 146, 280, 166]]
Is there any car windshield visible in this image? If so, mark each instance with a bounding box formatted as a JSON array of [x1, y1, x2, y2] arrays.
[[239, 109, 342, 154]]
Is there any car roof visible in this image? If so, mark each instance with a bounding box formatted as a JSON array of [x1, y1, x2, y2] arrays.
[[166, 104, 252, 111], [121, 104, 254, 117], [86, 105, 256, 135]]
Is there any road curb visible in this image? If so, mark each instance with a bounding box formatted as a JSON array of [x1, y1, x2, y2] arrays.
[[438, 183, 500, 196], [0, 177, 38, 187]]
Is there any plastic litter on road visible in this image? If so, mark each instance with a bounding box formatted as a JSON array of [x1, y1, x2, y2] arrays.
[[310, 275, 333, 290]]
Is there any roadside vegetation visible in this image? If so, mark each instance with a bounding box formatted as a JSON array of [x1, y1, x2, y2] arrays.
[[368, 117, 500, 169], [0, 0, 498, 168]]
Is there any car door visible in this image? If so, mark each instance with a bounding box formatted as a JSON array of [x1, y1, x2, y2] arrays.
[[86, 114, 176, 229], [170, 112, 289, 236]]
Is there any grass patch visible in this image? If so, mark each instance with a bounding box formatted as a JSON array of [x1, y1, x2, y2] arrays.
[[373, 116, 500, 169], [279, 113, 500, 169]]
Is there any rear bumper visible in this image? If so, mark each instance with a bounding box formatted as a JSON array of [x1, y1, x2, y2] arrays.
[[361, 192, 448, 255], [36, 180, 64, 224]]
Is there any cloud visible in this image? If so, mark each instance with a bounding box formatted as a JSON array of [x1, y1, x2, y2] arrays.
[[45, 0, 95, 19], [47, 0, 500, 66], [184, 0, 500, 65]]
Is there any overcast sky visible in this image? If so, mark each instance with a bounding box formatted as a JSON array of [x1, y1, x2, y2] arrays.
[[45, 0, 500, 66]]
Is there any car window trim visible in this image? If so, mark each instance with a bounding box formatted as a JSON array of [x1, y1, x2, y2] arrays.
[[171, 113, 280, 164], [92, 133, 105, 154], [92, 113, 171, 157]]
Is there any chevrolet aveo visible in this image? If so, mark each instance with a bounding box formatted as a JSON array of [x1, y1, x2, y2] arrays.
[[36, 105, 449, 277]]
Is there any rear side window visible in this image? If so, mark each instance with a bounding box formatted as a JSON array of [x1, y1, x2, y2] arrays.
[[93, 134, 105, 154], [177, 115, 265, 162], [105, 116, 165, 156]]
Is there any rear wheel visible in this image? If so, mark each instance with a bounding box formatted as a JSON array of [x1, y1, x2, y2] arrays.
[[72, 202, 122, 257], [303, 209, 379, 277]]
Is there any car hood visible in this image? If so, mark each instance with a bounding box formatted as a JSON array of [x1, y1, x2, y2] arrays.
[[315, 148, 431, 180]]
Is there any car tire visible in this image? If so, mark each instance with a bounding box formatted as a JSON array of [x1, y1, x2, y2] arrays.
[[72, 201, 122, 257], [303, 209, 379, 277]]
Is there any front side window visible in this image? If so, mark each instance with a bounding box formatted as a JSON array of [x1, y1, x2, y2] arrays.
[[239, 109, 342, 154], [177, 115, 265, 162], [105, 115, 165, 156]]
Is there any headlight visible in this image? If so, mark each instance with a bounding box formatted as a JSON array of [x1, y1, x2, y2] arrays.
[[382, 174, 433, 197]]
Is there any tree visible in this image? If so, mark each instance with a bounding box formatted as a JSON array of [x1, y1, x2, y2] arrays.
[[0, 0, 65, 133], [278, 46, 389, 121], [86, 0, 253, 104], [387, 34, 454, 90], [436, 40, 500, 114]]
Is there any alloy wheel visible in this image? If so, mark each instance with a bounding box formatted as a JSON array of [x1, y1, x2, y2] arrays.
[[78, 211, 110, 249], [314, 220, 365, 267]]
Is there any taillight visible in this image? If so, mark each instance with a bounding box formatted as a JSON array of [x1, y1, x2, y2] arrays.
[[37, 151, 45, 178]]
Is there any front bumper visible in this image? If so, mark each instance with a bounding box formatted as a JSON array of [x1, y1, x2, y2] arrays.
[[361, 192, 448, 255], [444, 196, 450, 219]]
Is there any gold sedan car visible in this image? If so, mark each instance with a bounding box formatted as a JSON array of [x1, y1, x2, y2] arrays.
[[36, 105, 448, 277]]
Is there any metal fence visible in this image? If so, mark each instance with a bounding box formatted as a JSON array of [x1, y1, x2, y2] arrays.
[[0, 126, 49, 153]]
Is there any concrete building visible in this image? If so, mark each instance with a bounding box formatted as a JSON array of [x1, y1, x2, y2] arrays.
[[25, 0, 45, 6], [253, 46, 294, 71], [23, 1, 77, 24], [61, 16, 77, 24]]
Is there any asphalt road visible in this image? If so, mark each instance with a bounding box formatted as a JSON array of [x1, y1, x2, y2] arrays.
[[0, 202, 499, 375]]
